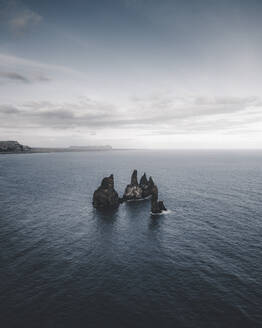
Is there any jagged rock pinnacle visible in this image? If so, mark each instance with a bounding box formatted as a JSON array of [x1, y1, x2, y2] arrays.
[[93, 174, 120, 209]]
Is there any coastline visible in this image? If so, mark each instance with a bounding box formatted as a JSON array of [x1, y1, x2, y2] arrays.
[[0, 148, 139, 155], [0, 148, 112, 155]]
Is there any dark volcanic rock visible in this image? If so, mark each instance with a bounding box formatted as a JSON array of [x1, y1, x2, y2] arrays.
[[123, 169, 143, 201], [93, 170, 166, 213], [139, 173, 148, 187], [158, 201, 167, 211], [0, 141, 31, 153], [92, 174, 120, 209], [123, 170, 157, 201], [151, 185, 167, 214], [131, 169, 139, 186], [139, 174, 155, 198]]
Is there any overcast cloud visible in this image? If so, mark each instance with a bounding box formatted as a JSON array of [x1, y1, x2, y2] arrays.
[[0, 0, 262, 148], [0, 95, 260, 135]]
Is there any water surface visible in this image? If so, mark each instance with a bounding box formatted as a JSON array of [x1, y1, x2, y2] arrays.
[[0, 150, 261, 327]]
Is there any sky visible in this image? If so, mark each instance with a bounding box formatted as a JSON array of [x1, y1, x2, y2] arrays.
[[0, 0, 262, 149]]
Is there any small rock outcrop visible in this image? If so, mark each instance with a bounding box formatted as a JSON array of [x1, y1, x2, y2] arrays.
[[151, 185, 167, 214], [123, 170, 143, 201], [139, 174, 155, 198], [92, 174, 120, 209]]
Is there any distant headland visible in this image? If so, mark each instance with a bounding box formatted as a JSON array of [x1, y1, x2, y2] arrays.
[[0, 141, 113, 154]]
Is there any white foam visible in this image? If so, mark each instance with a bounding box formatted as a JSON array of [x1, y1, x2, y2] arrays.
[[126, 196, 151, 202], [150, 209, 172, 216]]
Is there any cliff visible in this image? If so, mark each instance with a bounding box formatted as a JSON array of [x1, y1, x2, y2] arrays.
[[0, 141, 31, 153], [0, 141, 113, 154]]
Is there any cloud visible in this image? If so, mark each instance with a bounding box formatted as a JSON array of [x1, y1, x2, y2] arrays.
[[0, 99, 119, 129], [0, 95, 261, 135], [131, 95, 260, 121], [0, 71, 50, 84], [8, 8, 42, 33], [0, 52, 65, 86], [0, 52, 86, 84], [0, 71, 29, 83], [0, 105, 20, 114], [0, 0, 42, 35]]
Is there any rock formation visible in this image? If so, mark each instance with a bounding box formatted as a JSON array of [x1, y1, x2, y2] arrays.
[[122, 170, 143, 201], [151, 185, 167, 214], [0, 141, 31, 153], [123, 170, 157, 201], [92, 174, 120, 209], [93, 170, 167, 214], [139, 173, 155, 198]]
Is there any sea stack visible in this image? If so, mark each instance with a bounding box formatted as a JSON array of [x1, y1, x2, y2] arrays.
[[151, 185, 167, 214], [122, 169, 143, 201], [139, 174, 155, 198], [92, 174, 120, 209]]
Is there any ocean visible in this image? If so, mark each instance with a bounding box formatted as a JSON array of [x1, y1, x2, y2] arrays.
[[0, 150, 261, 328]]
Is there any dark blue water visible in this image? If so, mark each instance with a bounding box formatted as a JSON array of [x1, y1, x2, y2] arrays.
[[0, 150, 261, 328]]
